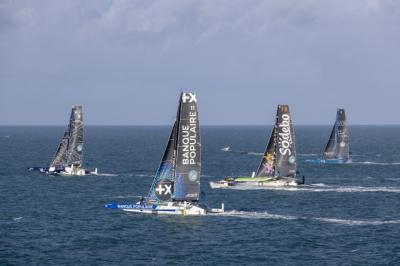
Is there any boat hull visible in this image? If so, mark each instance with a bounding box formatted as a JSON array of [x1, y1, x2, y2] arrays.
[[105, 202, 224, 216], [28, 166, 98, 176], [210, 177, 299, 188]]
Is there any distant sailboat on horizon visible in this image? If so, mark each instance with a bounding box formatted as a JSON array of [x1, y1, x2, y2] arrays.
[[210, 105, 303, 189], [28, 105, 98, 176], [306, 108, 351, 164], [105, 92, 224, 215]]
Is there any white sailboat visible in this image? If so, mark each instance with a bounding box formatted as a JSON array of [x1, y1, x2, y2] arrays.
[[306, 108, 351, 164], [28, 105, 98, 176], [210, 105, 303, 189], [105, 92, 224, 216]]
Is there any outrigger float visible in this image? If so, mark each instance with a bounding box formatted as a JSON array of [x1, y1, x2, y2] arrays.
[[28, 105, 98, 176], [210, 105, 303, 189], [106, 92, 224, 216], [306, 108, 351, 164]]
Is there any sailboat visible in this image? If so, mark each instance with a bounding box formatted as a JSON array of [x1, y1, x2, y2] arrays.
[[105, 92, 224, 215], [306, 108, 350, 164], [210, 105, 302, 189], [28, 105, 98, 176]]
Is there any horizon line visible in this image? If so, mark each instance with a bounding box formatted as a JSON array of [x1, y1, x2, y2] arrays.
[[1, 124, 400, 127]]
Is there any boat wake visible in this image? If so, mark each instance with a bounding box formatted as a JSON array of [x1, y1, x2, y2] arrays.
[[222, 183, 400, 193], [210, 210, 400, 226]]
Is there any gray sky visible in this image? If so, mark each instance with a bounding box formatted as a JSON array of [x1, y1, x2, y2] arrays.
[[1, 0, 399, 125]]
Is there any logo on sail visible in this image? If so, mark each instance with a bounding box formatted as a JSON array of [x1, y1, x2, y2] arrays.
[[155, 179, 174, 201], [278, 113, 293, 156], [182, 93, 197, 103], [188, 170, 198, 182], [181, 105, 198, 165]]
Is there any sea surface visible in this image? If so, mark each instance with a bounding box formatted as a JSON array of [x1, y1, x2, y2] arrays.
[[1, 126, 400, 265]]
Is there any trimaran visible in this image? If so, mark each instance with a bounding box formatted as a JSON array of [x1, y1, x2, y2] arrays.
[[28, 105, 98, 176], [106, 92, 224, 215], [210, 105, 303, 188], [306, 108, 350, 164]]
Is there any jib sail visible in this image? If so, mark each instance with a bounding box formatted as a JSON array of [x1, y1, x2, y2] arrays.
[[147, 121, 178, 202], [255, 127, 276, 177]]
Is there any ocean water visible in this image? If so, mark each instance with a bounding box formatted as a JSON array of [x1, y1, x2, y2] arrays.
[[1, 125, 400, 265]]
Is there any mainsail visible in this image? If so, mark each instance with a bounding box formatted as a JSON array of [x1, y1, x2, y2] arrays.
[[147, 92, 201, 203], [255, 127, 276, 177], [48, 106, 84, 169], [323, 109, 349, 161], [274, 105, 296, 178], [66, 106, 84, 167], [173, 92, 201, 201]]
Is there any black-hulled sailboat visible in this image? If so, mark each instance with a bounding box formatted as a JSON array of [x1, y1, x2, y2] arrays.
[[28, 105, 98, 176], [307, 108, 350, 164], [105, 92, 224, 215], [210, 105, 302, 188]]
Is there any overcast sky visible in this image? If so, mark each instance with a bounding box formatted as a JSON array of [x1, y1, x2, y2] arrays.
[[0, 0, 399, 125]]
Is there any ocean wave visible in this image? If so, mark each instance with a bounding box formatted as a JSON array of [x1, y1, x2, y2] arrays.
[[297, 153, 318, 156]]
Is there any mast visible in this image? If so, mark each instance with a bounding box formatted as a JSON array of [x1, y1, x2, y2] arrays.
[[255, 127, 276, 177], [274, 105, 296, 178], [172, 92, 201, 202], [66, 106, 84, 167], [334, 108, 349, 160]]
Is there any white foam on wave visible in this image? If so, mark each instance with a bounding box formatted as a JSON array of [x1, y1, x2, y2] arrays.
[[210, 210, 297, 220], [13, 217, 23, 221], [314, 217, 400, 226], [310, 183, 327, 187], [246, 152, 263, 156], [211, 211, 400, 226], [297, 153, 318, 156], [223, 183, 400, 193], [352, 161, 400, 165], [96, 173, 118, 177]]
